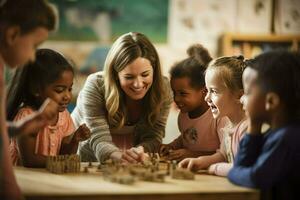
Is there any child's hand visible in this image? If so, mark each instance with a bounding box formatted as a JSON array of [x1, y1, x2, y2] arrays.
[[247, 117, 263, 135], [167, 148, 193, 161], [159, 144, 173, 156], [73, 124, 91, 142], [9, 98, 58, 137], [178, 157, 206, 172]]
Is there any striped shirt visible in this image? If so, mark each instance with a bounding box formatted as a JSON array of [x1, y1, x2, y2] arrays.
[[71, 72, 172, 163]]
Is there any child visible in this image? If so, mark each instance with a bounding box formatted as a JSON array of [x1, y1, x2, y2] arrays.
[[159, 44, 224, 161], [7, 48, 91, 167], [178, 55, 247, 176], [0, 0, 57, 199], [228, 51, 300, 200]]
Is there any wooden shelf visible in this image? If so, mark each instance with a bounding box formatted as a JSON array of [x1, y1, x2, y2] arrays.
[[219, 33, 300, 58]]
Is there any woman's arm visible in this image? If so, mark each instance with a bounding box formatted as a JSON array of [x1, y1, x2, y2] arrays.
[[71, 73, 119, 163]]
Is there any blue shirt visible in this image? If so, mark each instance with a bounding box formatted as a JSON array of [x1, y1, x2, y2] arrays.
[[228, 124, 300, 200]]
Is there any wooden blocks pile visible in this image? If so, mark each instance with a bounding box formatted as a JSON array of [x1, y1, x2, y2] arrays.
[[46, 154, 81, 174]]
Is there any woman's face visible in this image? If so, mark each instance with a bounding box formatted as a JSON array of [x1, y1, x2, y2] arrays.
[[118, 57, 153, 101]]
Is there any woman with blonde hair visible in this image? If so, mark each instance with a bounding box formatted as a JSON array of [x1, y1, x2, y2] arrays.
[[72, 32, 172, 164]]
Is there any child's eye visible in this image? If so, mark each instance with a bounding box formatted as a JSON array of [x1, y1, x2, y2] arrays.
[[180, 92, 188, 96], [55, 89, 63, 93], [211, 89, 217, 94], [125, 76, 133, 80], [141, 73, 149, 77]]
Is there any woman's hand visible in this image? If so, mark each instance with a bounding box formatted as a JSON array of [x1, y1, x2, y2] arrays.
[[122, 146, 145, 164]]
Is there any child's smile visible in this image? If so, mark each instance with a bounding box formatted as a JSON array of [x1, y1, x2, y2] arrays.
[[40, 70, 73, 112]]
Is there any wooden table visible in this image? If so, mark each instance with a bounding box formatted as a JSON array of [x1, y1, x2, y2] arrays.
[[14, 163, 259, 200]]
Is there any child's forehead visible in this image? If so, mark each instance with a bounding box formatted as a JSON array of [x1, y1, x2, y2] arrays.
[[171, 76, 192, 85]]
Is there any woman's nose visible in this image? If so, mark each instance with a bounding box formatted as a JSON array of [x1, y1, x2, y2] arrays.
[[133, 77, 143, 88]]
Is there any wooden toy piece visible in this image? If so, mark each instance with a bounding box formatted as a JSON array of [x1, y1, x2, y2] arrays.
[[83, 166, 89, 173], [88, 161, 93, 167], [166, 161, 171, 175], [96, 163, 102, 172], [46, 154, 81, 174], [171, 168, 195, 180]]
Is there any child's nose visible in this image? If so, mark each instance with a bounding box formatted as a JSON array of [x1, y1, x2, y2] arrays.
[[240, 95, 245, 104], [204, 92, 210, 102], [64, 91, 72, 100]]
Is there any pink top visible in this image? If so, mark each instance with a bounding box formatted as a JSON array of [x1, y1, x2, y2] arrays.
[[9, 107, 75, 165], [169, 109, 225, 152], [211, 119, 248, 176], [0, 56, 22, 199]]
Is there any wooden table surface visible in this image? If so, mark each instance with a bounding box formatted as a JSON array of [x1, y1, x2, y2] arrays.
[[14, 163, 259, 200]]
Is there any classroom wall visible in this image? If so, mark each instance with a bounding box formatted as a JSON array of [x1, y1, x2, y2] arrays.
[[41, 0, 300, 144]]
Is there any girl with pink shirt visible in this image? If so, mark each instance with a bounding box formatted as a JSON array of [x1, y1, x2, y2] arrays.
[[159, 44, 225, 161], [7, 48, 91, 168], [178, 55, 247, 176]]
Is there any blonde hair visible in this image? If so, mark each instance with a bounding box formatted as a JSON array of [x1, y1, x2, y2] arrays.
[[206, 55, 246, 92], [103, 32, 165, 129]]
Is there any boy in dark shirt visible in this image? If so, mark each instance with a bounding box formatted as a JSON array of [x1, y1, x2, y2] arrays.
[[228, 51, 300, 200]]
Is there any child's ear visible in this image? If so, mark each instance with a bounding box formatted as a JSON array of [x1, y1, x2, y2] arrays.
[[5, 26, 21, 46], [265, 92, 280, 111]]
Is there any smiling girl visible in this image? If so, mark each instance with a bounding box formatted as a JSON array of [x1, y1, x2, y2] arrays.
[[7, 49, 91, 167]]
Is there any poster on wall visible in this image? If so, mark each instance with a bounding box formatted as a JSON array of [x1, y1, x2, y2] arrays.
[[168, 0, 237, 56], [49, 0, 168, 43], [236, 0, 272, 34], [274, 0, 300, 34]]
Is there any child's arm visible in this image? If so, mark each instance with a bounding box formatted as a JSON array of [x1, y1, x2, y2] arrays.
[[17, 132, 46, 168], [167, 149, 216, 161], [178, 151, 226, 172], [60, 124, 91, 155], [228, 130, 292, 188], [208, 162, 233, 176], [159, 136, 183, 156]]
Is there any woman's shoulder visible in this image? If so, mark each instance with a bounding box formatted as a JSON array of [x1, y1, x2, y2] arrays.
[[86, 71, 105, 85], [82, 71, 105, 94], [162, 75, 170, 86]]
